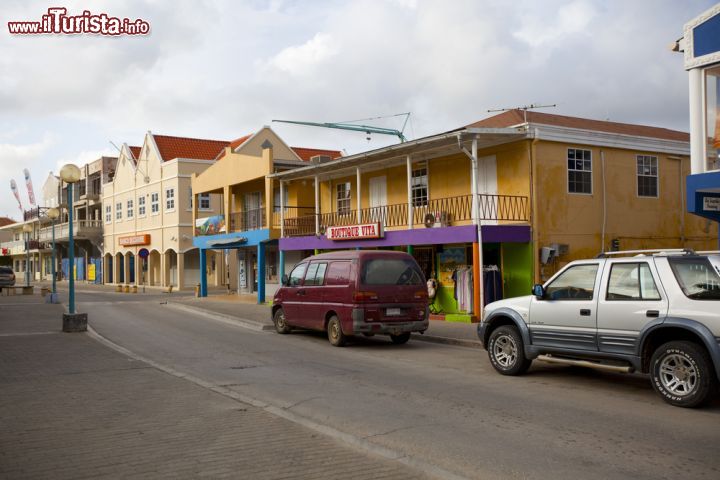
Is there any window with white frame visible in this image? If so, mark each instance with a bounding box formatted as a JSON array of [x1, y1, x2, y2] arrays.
[[151, 192, 159, 214], [336, 182, 351, 214], [138, 196, 146, 216], [411, 162, 428, 207], [199, 193, 210, 210], [127, 199, 134, 218], [568, 148, 592, 194], [105, 205, 111, 223], [637, 155, 658, 197], [165, 188, 175, 211], [115, 202, 122, 220]]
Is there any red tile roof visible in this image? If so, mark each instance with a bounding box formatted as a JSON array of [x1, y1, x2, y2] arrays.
[[0, 217, 16, 227], [230, 135, 252, 150], [129, 146, 141, 159], [467, 110, 689, 142], [291, 147, 343, 162], [152, 134, 229, 162]]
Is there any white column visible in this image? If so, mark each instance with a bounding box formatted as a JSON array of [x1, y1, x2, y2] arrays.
[[406, 155, 413, 228], [314, 176, 320, 236], [177, 252, 185, 289], [356, 167, 362, 223], [689, 67, 704, 174], [280, 180, 285, 237], [471, 138, 479, 224]]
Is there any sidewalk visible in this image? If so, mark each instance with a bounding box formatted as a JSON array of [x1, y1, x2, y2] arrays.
[[173, 295, 482, 348], [0, 295, 428, 479]]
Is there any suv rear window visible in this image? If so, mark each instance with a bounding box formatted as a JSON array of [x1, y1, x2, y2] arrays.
[[361, 258, 423, 285], [668, 257, 720, 300], [0, 266, 12, 274]]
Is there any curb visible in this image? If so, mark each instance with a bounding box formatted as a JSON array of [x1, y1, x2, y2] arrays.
[[411, 333, 482, 349], [165, 301, 275, 332]]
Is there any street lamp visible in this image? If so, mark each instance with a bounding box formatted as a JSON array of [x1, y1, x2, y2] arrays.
[[47, 207, 59, 303], [59, 163, 86, 332], [22, 223, 33, 287]]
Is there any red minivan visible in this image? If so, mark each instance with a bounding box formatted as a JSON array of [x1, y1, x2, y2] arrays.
[[272, 250, 429, 346]]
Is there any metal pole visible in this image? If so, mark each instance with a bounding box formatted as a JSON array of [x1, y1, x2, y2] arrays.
[[68, 183, 75, 315], [51, 219, 56, 294], [25, 231, 30, 287]]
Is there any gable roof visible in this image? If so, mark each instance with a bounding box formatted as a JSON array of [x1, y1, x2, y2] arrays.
[[0, 217, 15, 227], [466, 110, 689, 142], [151, 134, 229, 161], [290, 147, 343, 162]]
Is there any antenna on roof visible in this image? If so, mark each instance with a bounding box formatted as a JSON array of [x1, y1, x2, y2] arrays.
[[487, 103, 557, 123]]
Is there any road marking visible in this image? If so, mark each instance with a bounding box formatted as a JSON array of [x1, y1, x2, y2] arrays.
[[86, 325, 468, 480], [164, 302, 275, 332]]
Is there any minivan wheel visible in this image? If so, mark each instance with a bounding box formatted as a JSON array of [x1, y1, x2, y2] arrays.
[[650, 341, 716, 408], [487, 325, 531, 376], [273, 308, 291, 334], [327, 316, 346, 347], [390, 333, 411, 345]]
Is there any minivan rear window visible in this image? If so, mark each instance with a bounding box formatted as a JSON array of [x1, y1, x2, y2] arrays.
[[668, 257, 720, 300], [361, 258, 423, 285]]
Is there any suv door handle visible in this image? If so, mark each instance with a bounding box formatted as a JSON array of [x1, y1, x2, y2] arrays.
[[646, 310, 659, 318], [580, 309, 591, 316], [296, 289, 306, 296]]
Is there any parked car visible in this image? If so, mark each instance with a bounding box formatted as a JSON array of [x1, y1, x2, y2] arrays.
[[272, 250, 429, 346], [0, 266, 16, 289], [478, 249, 720, 407]]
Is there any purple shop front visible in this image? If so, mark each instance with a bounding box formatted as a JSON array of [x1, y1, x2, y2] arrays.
[[279, 224, 530, 251]]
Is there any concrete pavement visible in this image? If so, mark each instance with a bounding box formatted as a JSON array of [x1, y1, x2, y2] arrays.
[[0, 294, 429, 479]]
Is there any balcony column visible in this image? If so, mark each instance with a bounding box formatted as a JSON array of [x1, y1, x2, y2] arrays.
[[223, 185, 231, 232], [471, 138, 483, 320], [279, 180, 285, 238], [406, 155, 413, 229], [177, 252, 185, 289], [314, 176, 320, 236], [199, 249, 207, 297], [356, 167, 362, 224]]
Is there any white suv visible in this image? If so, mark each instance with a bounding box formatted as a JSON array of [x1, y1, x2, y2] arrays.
[[478, 250, 720, 408]]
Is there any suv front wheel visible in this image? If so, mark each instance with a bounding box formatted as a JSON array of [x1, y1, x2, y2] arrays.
[[487, 325, 532, 375], [650, 341, 717, 408]]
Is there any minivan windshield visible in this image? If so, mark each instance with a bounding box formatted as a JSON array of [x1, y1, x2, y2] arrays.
[[361, 258, 423, 285], [668, 257, 720, 300]]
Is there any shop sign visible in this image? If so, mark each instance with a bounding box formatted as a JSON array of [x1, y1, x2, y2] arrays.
[[703, 197, 720, 212], [326, 223, 382, 241], [119, 234, 150, 246]]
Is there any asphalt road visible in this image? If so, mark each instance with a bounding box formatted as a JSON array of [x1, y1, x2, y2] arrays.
[[77, 291, 720, 480]]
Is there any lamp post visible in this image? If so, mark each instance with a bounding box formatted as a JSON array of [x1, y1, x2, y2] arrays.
[[59, 163, 86, 332], [47, 207, 59, 303], [22, 223, 33, 287]]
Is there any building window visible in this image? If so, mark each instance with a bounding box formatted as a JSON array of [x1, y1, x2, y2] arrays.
[[199, 193, 211, 210], [637, 155, 658, 197], [127, 199, 134, 218], [138, 196, 146, 216], [568, 148, 592, 194], [165, 188, 175, 211], [115, 202, 122, 220], [411, 162, 428, 207], [336, 182, 351, 214], [151, 192, 159, 214], [273, 188, 289, 212], [105, 205, 111, 223]]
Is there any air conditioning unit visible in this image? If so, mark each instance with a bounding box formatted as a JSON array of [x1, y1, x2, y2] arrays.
[[424, 211, 449, 228]]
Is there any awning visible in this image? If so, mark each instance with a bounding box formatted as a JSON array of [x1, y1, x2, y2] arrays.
[[207, 237, 248, 248]]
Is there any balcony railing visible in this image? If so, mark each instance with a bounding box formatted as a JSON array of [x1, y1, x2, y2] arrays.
[[282, 194, 529, 237], [229, 208, 267, 233], [37, 220, 103, 241]]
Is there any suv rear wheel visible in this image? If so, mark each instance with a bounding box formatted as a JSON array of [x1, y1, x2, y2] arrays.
[[487, 325, 531, 375], [650, 341, 717, 408]]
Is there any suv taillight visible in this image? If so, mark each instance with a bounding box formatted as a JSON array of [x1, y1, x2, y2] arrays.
[[353, 291, 378, 302], [414, 290, 427, 300]]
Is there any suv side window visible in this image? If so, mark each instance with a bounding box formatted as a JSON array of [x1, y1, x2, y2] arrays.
[[606, 263, 661, 301], [288, 263, 306, 287], [304, 262, 327, 286], [545, 264, 598, 300], [668, 257, 720, 300]]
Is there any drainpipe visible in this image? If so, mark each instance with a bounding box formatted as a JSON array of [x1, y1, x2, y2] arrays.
[[528, 130, 540, 283], [459, 134, 483, 319], [314, 176, 320, 236], [356, 167, 362, 224], [279, 180, 285, 282], [406, 155, 413, 229], [600, 150, 607, 253]]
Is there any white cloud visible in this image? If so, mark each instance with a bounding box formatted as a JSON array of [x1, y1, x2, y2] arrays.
[[513, 0, 596, 49], [264, 32, 339, 76]]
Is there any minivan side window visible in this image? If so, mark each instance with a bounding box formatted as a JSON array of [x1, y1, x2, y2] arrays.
[[606, 263, 661, 301], [304, 262, 328, 286], [545, 264, 598, 300], [361, 258, 423, 285], [325, 261, 351, 286], [288, 263, 306, 287]]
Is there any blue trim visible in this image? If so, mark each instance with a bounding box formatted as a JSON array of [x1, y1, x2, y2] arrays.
[[199, 249, 207, 297], [686, 171, 720, 222], [193, 229, 270, 249], [693, 12, 720, 58], [279, 250, 285, 283], [257, 242, 265, 304]]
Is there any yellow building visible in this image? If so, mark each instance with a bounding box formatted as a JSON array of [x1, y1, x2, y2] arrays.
[[191, 126, 341, 301], [102, 133, 229, 289], [272, 110, 717, 321]]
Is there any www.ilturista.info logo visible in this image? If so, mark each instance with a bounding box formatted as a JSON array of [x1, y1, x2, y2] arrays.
[[8, 8, 150, 36]]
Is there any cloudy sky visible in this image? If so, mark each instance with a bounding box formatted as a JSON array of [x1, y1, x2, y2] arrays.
[[0, 0, 715, 219]]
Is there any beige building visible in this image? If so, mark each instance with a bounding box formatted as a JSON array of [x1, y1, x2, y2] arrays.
[[102, 132, 229, 289]]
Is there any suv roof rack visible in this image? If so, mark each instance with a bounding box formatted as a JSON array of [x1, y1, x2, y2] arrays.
[[695, 250, 720, 255], [596, 248, 696, 258]]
